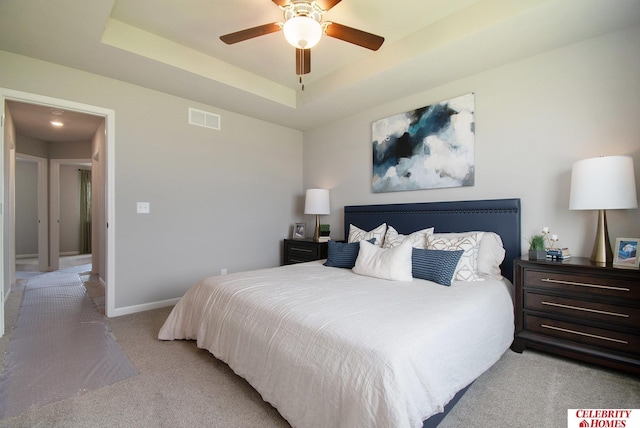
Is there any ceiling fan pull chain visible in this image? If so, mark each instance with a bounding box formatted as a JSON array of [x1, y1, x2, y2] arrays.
[[297, 49, 305, 91]]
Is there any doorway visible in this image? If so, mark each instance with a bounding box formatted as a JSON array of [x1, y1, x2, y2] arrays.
[[1, 88, 116, 335], [14, 154, 48, 272], [49, 159, 93, 272]]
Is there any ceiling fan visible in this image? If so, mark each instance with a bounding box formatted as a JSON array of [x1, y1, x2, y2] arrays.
[[220, 0, 384, 81]]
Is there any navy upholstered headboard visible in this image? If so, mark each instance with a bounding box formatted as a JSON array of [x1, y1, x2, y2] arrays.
[[343, 198, 521, 283]]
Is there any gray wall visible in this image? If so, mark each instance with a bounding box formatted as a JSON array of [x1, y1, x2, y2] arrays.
[[3, 23, 639, 313], [59, 164, 81, 254], [14, 136, 93, 258], [1, 49, 303, 311], [15, 160, 38, 256], [303, 24, 640, 258], [3, 105, 15, 298]]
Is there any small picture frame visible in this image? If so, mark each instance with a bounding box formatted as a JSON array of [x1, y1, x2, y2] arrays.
[[292, 223, 306, 239], [613, 237, 640, 268]]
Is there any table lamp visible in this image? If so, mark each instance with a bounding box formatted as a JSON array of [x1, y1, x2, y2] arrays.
[[569, 155, 638, 263], [304, 189, 330, 241]]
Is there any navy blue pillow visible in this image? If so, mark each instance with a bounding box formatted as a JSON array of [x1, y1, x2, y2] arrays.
[[324, 239, 375, 269], [412, 248, 464, 286]]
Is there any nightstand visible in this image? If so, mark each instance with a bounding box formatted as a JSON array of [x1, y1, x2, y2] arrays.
[[512, 257, 640, 375], [283, 239, 328, 265]]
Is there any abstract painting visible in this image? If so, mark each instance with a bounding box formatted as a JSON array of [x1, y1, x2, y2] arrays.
[[372, 93, 475, 193]]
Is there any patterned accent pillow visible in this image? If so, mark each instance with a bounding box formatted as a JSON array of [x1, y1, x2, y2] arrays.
[[324, 239, 375, 269], [352, 239, 413, 282], [347, 223, 387, 246], [427, 232, 484, 281], [412, 248, 464, 286], [382, 225, 434, 249]]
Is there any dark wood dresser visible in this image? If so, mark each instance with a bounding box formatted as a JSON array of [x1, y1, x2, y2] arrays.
[[512, 257, 640, 375], [283, 239, 328, 265]]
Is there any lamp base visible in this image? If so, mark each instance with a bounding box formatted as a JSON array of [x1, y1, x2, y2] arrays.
[[590, 209, 613, 264], [313, 214, 320, 241]]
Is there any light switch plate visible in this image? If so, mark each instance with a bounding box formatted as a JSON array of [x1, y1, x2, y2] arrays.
[[137, 202, 150, 214]]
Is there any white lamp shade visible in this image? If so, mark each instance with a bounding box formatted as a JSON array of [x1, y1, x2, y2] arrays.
[[569, 155, 638, 210], [283, 16, 322, 49], [304, 189, 330, 215]]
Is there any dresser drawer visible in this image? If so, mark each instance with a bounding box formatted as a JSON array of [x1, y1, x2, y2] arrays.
[[514, 257, 640, 374], [524, 291, 640, 328], [284, 239, 328, 265], [285, 253, 318, 264], [525, 314, 640, 355], [524, 269, 640, 300]]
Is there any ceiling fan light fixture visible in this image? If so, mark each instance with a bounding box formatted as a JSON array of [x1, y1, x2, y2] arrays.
[[283, 16, 322, 49]]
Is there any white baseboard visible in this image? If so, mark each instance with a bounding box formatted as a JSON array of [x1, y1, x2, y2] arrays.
[[16, 254, 38, 259], [109, 298, 179, 318]]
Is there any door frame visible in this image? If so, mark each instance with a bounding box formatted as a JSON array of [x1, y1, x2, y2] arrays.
[[50, 159, 92, 272], [1, 88, 117, 334]]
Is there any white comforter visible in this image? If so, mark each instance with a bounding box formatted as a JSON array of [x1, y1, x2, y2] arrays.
[[159, 261, 514, 428]]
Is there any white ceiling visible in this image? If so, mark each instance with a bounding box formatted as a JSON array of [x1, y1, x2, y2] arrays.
[[1, 0, 640, 133]]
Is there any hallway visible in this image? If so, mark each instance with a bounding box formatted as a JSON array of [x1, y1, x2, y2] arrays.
[[15, 254, 93, 273]]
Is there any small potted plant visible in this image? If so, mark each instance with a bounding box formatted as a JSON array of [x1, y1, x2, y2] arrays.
[[319, 224, 330, 238], [528, 235, 546, 260]]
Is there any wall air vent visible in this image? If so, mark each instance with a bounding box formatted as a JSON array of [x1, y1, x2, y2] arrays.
[[188, 107, 221, 130]]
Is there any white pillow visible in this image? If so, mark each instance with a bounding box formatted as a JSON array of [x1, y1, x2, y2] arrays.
[[431, 231, 505, 279], [348, 223, 387, 246], [427, 232, 484, 281], [477, 232, 506, 279], [352, 239, 413, 282], [382, 225, 434, 249]]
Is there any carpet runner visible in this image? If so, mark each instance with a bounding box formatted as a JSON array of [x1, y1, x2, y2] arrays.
[[0, 269, 138, 417]]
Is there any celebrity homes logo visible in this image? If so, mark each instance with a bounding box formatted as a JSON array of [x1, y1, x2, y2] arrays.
[[568, 409, 639, 427]]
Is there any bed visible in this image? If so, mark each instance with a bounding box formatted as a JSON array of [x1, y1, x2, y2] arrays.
[[159, 198, 521, 428]]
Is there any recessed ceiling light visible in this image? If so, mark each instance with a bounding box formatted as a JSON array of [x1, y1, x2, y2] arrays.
[[50, 121, 64, 127], [51, 109, 64, 116]]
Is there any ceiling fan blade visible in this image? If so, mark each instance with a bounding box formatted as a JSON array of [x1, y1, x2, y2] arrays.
[[325, 22, 384, 51], [271, 0, 289, 6], [316, 0, 342, 11], [220, 23, 281, 44], [295, 48, 311, 75]]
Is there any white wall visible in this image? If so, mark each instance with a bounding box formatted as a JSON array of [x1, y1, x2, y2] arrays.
[[1, 50, 304, 311], [303, 24, 640, 259]]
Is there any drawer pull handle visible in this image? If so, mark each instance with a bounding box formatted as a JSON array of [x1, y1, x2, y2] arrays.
[[541, 324, 628, 344], [541, 301, 630, 318], [541, 278, 629, 292], [290, 247, 313, 253]]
